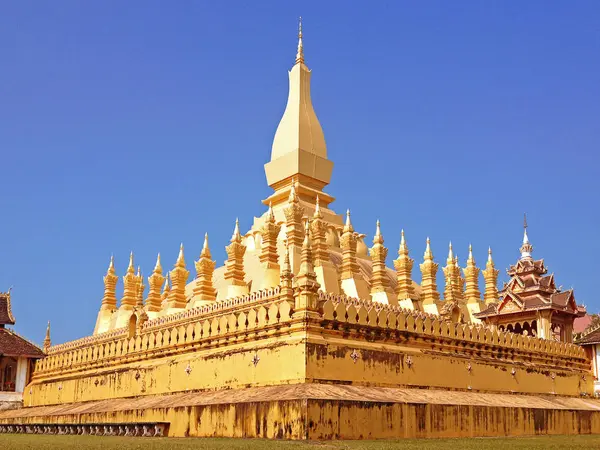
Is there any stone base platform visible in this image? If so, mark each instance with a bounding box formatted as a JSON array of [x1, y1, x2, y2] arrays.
[[1, 384, 600, 439]]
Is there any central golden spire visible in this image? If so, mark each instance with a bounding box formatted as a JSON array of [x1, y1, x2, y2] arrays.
[[264, 19, 334, 209]]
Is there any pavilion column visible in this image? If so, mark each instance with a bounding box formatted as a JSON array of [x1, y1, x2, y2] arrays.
[[15, 358, 28, 393], [536, 311, 552, 340], [563, 322, 573, 343]]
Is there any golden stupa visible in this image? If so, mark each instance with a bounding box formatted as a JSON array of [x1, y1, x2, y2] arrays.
[[0, 20, 597, 440]]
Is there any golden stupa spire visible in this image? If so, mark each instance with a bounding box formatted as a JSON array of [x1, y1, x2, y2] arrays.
[[193, 233, 217, 302], [463, 244, 482, 304], [43, 321, 51, 353], [121, 252, 138, 308], [482, 247, 500, 304], [299, 220, 314, 276], [147, 253, 165, 312], [135, 267, 145, 309], [310, 195, 329, 266], [100, 255, 118, 311], [167, 244, 189, 309], [370, 220, 391, 300], [340, 210, 359, 279], [224, 218, 248, 298], [280, 241, 294, 301], [394, 230, 417, 305], [259, 204, 282, 289], [443, 243, 457, 302], [161, 273, 171, 306], [265, 18, 332, 208], [295, 17, 304, 65], [420, 238, 440, 305]]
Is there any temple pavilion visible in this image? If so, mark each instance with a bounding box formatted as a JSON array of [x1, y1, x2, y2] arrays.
[[475, 217, 585, 343], [0, 291, 45, 409]]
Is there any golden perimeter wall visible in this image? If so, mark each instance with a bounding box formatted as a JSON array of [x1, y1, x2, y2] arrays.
[[1, 289, 599, 438]]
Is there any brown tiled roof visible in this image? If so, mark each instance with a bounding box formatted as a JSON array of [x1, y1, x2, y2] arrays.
[[0, 293, 15, 326], [0, 328, 45, 358], [575, 325, 600, 346]]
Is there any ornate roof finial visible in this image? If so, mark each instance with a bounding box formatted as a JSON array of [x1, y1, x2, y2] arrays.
[[344, 209, 354, 233], [201, 232, 211, 258], [373, 220, 384, 245], [107, 255, 116, 274], [267, 202, 275, 221], [154, 253, 162, 274], [467, 244, 475, 264], [162, 274, 170, 296], [231, 218, 242, 243], [127, 252, 135, 274], [295, 16, 304, 65], [176, 243, 186, 268], [520, 213, 533, 259], [43, 321, 51, 352], [313, 195, 322, 218], [303, 219, 312, 247], [447, 241, 454, 262], [488, 246, 493, 263], [424, 237, 433, 261]]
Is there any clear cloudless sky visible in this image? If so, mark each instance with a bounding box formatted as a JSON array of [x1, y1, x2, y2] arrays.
[[0, 1, 598, 345]]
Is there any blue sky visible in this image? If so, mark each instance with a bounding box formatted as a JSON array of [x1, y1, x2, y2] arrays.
[[1, 1, 598, 345]]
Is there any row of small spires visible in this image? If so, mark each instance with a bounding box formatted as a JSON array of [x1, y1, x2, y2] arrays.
[[93, 201, 502, 314]]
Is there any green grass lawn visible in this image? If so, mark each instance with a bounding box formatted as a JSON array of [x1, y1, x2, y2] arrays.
[[0, 435, 599, 450]]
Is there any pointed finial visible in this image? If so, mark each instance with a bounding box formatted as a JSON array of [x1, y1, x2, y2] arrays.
[[288, 183, 298, 203], [176, 243, 185, 267], [43, 321, 51, 352], [107, 255, 116, 274], [162, 273, 171, 292], [373, 220, 384, 245], [154, 253, 162, 274], [303, 219, 312, 247], [136, 266, 141, 278], [295, 17, 304, 65], [127, 252, 135, 274], [313, 195, 322, 218], [283, 241, 291, 267], [398, 229, 408, 254], [520, 214, 533, 258], [488, 247, 494, 263], [201, 232, 211, 258], [344, 209, 354, 232], [424, 237, 433, 260], [468, 244, 474, 263], [448, 242, 454, 260], [268, 202, 275, 221], [231, 218, 242, 243]]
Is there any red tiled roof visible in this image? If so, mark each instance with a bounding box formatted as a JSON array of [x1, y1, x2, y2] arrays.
[[0, 293, 15, 326], [0, 328, 45, 358], [574, 315, 595, 334]]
